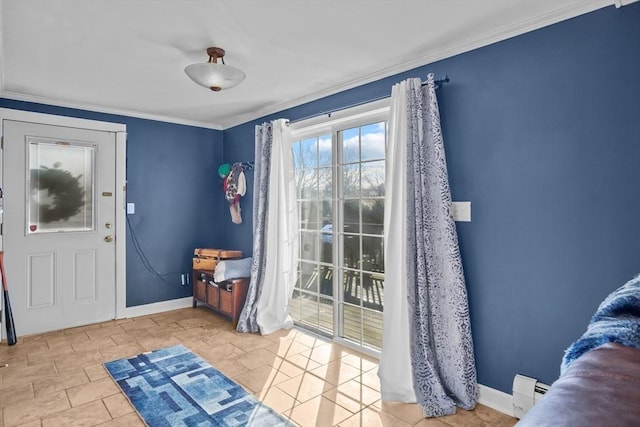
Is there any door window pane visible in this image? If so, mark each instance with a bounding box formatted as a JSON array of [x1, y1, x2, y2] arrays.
[[299, 292, 319, 329], [319, 266, 333, 297], [343, 236, 360, 269], [363, 308, 383, 348], [319, 167, 332, 197], [362, 236, 384, 273], [342, 302, 362, 344], [300, 200, 320, 230], [292, 141, 302, 170], [300, 232, 319, 263], [299, 169, 318, 199], [361, 122, 386, 162], [317, 135, 332, 167], [300, 138, 318, 168], [361, 161, 385, 197], [297, 261, 319, 293], [342, 164, 359, 198], [343, 200, 360, 234], [319, 200, 332, 227], [27, 139, 95, 234], [320, 228, 333, 264], [319, 297, 333, 333], [290, 289, 302, 323], [361, 199, 384, 235], [341, 127, 359, 164]]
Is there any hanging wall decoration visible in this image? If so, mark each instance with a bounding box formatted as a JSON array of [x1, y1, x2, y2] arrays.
[[222, 162, 247, 224]]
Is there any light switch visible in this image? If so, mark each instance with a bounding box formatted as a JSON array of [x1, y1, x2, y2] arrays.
[[127, 203, 135, 214], [452, 201, 471, 222]]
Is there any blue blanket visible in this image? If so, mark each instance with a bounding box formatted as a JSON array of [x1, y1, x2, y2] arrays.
[[561, 274, 640, 374]]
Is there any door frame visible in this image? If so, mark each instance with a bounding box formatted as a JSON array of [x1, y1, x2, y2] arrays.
[[0, 108, 127, 338], [289, 99, 389, 357]]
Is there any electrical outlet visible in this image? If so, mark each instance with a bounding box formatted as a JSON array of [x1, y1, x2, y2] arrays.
[[452, 201, 471, 222]]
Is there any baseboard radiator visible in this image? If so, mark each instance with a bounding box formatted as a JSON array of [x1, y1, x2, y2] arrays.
[[512, 374, 550, 418]]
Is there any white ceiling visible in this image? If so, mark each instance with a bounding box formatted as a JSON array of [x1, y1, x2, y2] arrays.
[[0, 0, 622, 130]]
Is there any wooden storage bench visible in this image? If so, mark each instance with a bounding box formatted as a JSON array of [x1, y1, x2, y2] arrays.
[[192, 248, 248, 326]]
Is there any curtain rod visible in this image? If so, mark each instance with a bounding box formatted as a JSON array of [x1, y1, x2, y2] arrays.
[[286, 75, 450, 126]]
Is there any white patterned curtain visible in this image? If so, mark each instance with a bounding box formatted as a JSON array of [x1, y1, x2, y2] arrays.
[[378, 74, 477, 417], [378, 79, 416, 403], [237, 119, 298, 335]]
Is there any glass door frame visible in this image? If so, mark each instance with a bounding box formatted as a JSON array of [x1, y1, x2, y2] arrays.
[[289, 99, 389, 357]]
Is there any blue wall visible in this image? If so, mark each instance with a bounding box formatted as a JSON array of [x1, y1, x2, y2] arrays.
[[0, 99, 226, 307], [223, 4, 640, 394], [1, 2, 638, 396]]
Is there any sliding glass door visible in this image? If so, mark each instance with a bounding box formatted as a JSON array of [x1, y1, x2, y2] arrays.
[[337, 122, 385, 349], [289, 110, 387, 352], [290, 133, 335, 335]]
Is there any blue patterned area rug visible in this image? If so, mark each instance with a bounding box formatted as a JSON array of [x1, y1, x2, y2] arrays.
[[104, 344, 292, 426]]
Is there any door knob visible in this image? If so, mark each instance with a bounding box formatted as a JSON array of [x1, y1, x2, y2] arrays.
[[104, 235, 114, 242]]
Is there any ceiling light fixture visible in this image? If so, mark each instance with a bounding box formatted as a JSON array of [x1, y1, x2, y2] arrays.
[[184, 47, 245, 92]]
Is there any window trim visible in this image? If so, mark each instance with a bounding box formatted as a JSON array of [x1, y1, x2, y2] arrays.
[[289, 98, 389, 140]]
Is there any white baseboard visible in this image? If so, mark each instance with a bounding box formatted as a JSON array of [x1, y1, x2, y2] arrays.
[[123, 297, 193, 319], [478, 384, 514, 417]]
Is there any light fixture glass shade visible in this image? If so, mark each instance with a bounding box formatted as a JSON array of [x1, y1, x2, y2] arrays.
[[184, 63, 246, 91]]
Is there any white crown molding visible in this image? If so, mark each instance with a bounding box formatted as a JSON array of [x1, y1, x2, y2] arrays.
[[0, 90, 224, 131], [221, 0, 612, 129], [615, 0, 639, 7], [0, 0, 623, 131]]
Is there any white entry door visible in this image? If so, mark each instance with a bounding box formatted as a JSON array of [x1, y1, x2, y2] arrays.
[[2, 118, 118, 336]]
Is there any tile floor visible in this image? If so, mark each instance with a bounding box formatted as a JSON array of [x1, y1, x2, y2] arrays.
[[0, 307, 518, 426]]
